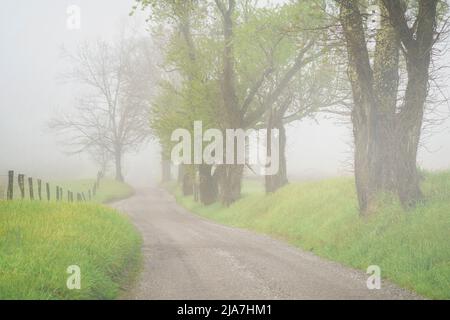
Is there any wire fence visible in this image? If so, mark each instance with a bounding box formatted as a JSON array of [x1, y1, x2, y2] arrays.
[[0, 170, 103, 203]]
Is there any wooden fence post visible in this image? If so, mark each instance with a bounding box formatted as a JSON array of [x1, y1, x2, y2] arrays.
[[18, 174, 25, 199], [77, 193, 81, 202], [46, 183, 50, 201], [81, 192, 86, 202], [88, 190, 91, 201], [56, 186, 60, 201], [37, 179, 42, 200], [7, 170, 14, 200], [28, 177, 34, 200]]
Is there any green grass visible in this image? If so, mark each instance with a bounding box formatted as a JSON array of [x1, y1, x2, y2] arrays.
[[172, 171, 450, 300], [0, 178, 140, 300], [0, 201, 141, 300], [58, 178, 134, 203]]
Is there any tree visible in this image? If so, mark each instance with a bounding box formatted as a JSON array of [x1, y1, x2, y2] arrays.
[[140, 0, 334, 203], [137, 0, 219, 200], [337, 0, 445, 213], [213, 0, 337, 201], [213, 0, 245, 206], [50, 36, 156, 182], [89, 144, 112, 176]]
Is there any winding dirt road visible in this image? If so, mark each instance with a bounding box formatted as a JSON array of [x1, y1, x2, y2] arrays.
[[113, 188, 419, 300]]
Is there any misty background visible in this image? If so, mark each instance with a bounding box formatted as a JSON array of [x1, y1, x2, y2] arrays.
[[1, 0, 449, 187]]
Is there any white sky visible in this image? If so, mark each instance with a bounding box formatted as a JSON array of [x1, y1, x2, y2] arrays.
[[0, 0, 160, 186]]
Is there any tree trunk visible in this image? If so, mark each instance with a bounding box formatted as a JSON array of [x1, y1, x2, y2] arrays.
[[353, 111, 376, 214], [394, 56, 428, 206], [182, 165, 194, 196], [265, 119, 288, 193], [382, 0, 438, 207], [199, 164, 218, 205], [114, 149, 124, 182], [372, 3, 400, 192], [178, 165, 184, 184], [340, 0, 437, 212], [340, 0, 379, 214], [395, 131, 423, 207], [193, 179, 199, 202], [215, 1, 244, 206], [217, 164, 244, 206]]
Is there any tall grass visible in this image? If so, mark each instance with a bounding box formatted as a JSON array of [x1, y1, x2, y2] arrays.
[[0, 178, 139, 299], [173, 171, 450, 299], [0, 201, 141, 300]]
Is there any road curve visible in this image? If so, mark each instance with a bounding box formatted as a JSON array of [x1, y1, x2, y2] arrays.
[[112, 188, 419, 300]]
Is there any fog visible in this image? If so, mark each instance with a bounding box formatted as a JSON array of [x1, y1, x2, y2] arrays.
[[0, 0, 161, 186], [1, 0, 449, 187]]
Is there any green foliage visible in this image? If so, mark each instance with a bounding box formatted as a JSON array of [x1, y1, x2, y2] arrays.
[[173, 171, 450, 299], [0, 201, 141, 299], [134, 0, 200, 24], [143, 0, 334, 152]]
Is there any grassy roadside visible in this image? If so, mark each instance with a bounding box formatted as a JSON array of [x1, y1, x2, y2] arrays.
[[171, 172, 450, 300], [0, 179, 141, 300], [58, 178, 134, 203], [1, 177, 133, 204]]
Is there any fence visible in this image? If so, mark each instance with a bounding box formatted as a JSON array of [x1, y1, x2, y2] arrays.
[[0, 170, 103, 203]]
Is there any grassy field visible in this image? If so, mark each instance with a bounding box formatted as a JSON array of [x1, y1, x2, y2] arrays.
[[172, 171, 450, 299], [0, 178, 141, 300], [58, 178, 134, 203]]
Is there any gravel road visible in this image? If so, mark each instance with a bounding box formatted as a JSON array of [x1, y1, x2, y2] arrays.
[[112, 188, 420, 300]]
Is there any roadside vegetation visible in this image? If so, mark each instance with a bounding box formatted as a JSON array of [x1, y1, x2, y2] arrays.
[[1, 178, 133, 203], [171, 171, 450, 300], [0, 179, 141, 300], [58, 178, 134, 203]]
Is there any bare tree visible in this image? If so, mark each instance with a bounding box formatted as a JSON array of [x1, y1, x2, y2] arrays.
[[50, 36, 156, 182], [89, 144, 112, 176]]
